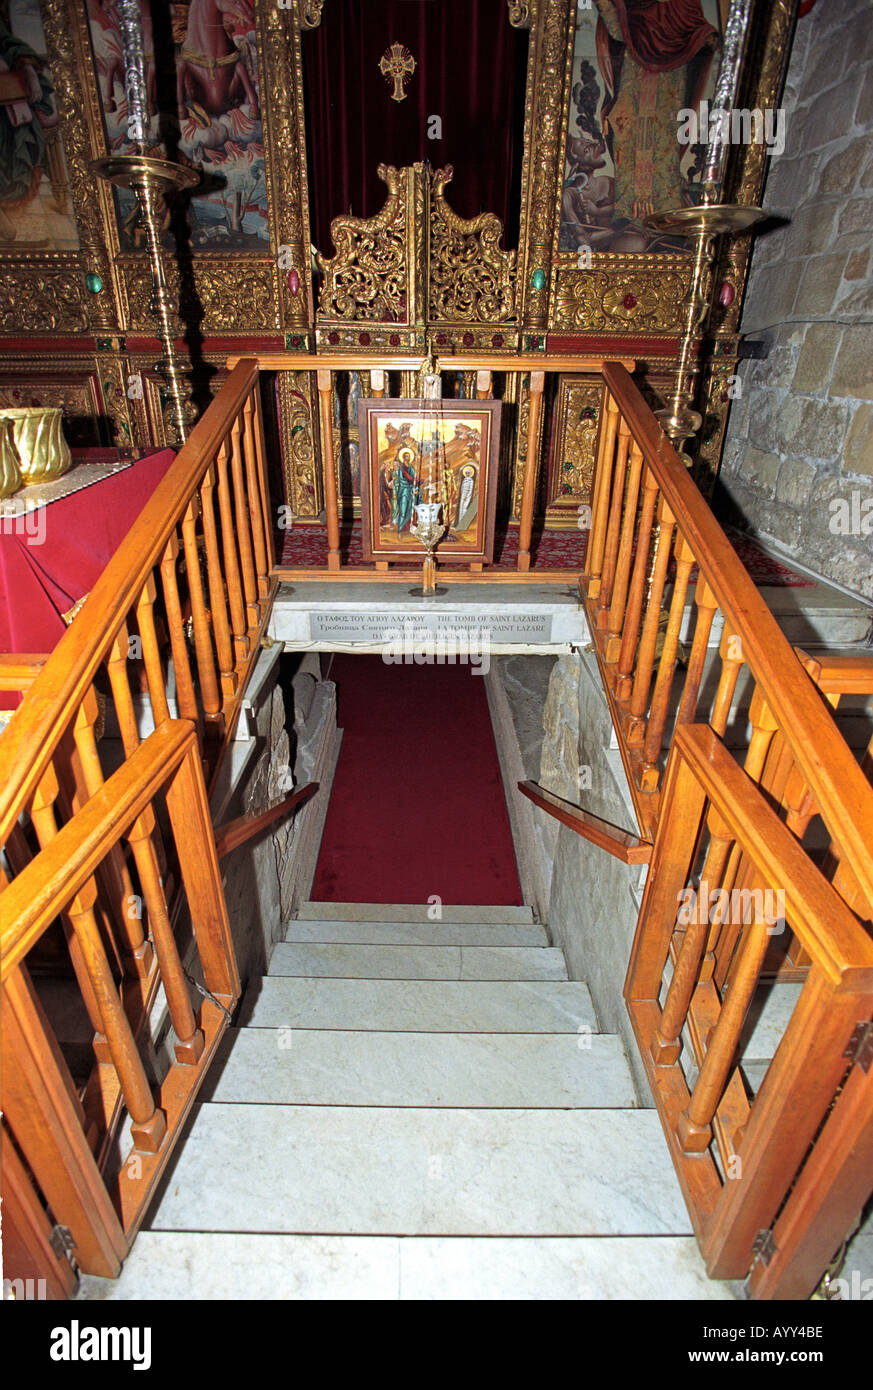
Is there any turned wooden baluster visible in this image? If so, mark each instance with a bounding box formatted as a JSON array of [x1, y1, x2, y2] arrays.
[[597, 419, 632, 627], [134, 573, 172, 728], [626, 498, 676, 748], [215, 438, 250, 666], [317, 368, 341, 572], [29, 764, 112, 1064], [125, 814, 205, 1065], [708, 624, 746, 738], [178, 502, 223, 730], [199, 462, 238, 706], [157, 539, 201, 734], [249, 385, 277, 576], [676, 577, 719, 727], [517, 370, 545, 573], [613, 466, 659, 700], [585, 392, 620, 600], [370, 368, 385, 399], [713, 690, 782, 991], [242, 394, 270, 603], [640, 532, 696, 790], [652, 807, 734, 1065], [28, 768, 167, 1150], [677, 905, 771, 1154], [107, 631, 205, 1060], [63, 886, 167, 1154], [603, 439, 644, 662], [68, 688, 153, 983], [229, 410, 262, 621], [476, 369, 492, 400]]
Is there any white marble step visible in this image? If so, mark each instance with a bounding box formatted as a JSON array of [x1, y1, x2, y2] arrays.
[[241, 976, 598, 1033], [268, 942, 568, 981], [78, 1231, 737, 1301], [148, 1103, 690, 1236], [283, 919, 549, 947], [201, 1027, 635, 1108], [299, 902, 535, 925]]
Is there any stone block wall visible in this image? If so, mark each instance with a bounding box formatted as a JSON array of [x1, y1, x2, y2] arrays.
[[540, 652, 652, 1103], [718, 0, 873, 598]]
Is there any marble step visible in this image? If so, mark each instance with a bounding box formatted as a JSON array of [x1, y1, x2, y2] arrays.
[[267, 942, 568, 981], [240, 976, 598, 1033], [77, 1231, 737, 1301], [201, 1027, 635, 1108], [148, 1103, 691, 1237], [283, 919, 549, 947], [298, 902, 535, 925]]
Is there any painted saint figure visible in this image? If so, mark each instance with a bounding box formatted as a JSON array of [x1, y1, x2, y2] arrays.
[[392, 447, 417, 535], [455, 464, 478, 532]]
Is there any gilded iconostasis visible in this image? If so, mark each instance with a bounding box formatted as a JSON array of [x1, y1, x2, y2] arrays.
[[0, 0, 796, 509]]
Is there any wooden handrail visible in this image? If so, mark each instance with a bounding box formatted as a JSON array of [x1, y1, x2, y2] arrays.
[[1, 721, 196, 984], [672, 726, 873, 990], [214, 782, 319, 859], [227, 352, 636, 373], [600, 361, 873, 913], [0, 360, 259, 846], [518, 780, 652, 865], [796, 649, 873, 696], [0, 655, 48, 691]]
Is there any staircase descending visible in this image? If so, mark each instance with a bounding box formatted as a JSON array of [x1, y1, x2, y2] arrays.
[[79, 904, 737, 1301]]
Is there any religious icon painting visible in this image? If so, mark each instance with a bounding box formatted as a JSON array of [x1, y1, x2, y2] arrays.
[[358, 399, 501, 565]]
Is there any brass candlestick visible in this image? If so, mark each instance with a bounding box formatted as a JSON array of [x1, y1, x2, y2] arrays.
[[92, 155, 198, 445], [645, 200, 765, 467]]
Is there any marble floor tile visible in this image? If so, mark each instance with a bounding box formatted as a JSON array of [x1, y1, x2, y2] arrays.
[[241, 977, 598, 1033], [149, 1104, 691, 1236], [201, 1027, 635, 1108]]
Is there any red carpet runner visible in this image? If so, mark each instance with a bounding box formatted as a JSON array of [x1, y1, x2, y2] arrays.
[[311, 655, 523, 906]]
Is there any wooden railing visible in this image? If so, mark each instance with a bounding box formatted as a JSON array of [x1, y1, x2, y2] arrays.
[[584, 363, 873, 1297], [0, 360, 276, 1278], [228, 351, 634, 583], [625, 724, 873, 1290]]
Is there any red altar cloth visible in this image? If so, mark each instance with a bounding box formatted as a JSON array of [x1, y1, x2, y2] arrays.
[[0, 449, 175, 704]]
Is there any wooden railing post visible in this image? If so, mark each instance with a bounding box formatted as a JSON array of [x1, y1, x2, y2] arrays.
[[516, 370, 545, 572], [1, 967, 127, 1278], [317, 367, 341, 571], [586, 391, 619, 600]]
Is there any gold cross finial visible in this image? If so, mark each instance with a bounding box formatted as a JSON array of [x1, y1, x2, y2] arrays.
[[379, 43, 416, 103]]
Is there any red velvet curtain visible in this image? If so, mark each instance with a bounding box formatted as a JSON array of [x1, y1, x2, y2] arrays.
[[301, 0, 528, 256]]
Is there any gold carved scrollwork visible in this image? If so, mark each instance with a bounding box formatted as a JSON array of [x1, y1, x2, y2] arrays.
[[523, 0, 573, 328], [429, 166, 517, 323], [316, 164, 415, 323], [553, 258, 690, 332], [279, 371, 319, 517], [298, 0, 325, 28], [550, 377, 600, 507], [0, 268, 89, 333], [123, 258, 277, 333], [507, 0, 533, 28]]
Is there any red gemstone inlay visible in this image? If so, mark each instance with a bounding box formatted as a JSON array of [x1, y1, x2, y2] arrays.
[[622, 293, 637, 310], [328, 331, 340, 345], [359, 331, 371, 346], [492, 334, 504, 347], [287, 269, 300, 295], [463, 332, 475, 347], [389, 333, 401, 347]]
